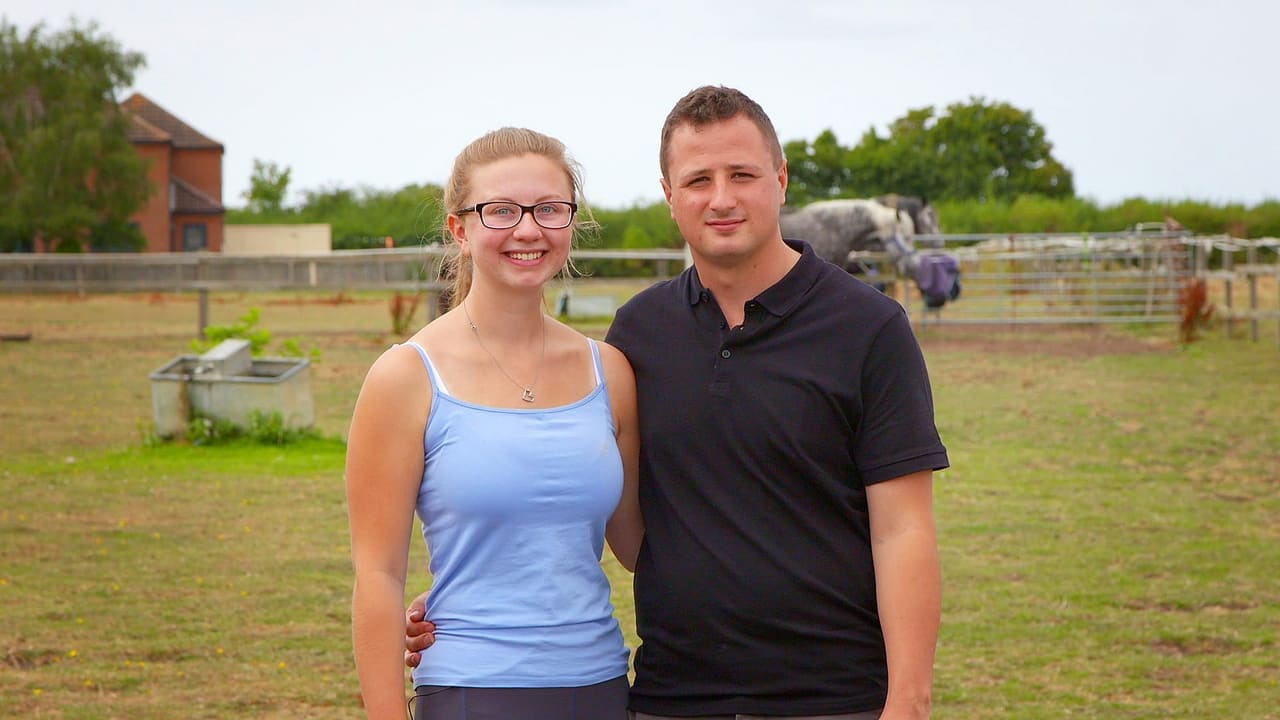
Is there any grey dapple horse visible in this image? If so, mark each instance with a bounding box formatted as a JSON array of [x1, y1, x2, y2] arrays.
[[780, 196, 959, 308]]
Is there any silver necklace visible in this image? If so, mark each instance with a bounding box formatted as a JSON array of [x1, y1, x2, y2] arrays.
[[461, 300, 545, 403]]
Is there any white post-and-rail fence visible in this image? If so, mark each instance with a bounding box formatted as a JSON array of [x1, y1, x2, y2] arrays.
[[0, 247, 684, 337], [2, 236, 1277, 345]]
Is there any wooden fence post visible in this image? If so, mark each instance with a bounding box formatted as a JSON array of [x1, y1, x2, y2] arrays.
[[1222, 246, 1234, 337], [1247, 245, 1259, 342], [197, 288, 209, 339]]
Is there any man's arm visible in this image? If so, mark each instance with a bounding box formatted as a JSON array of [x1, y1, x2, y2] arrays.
[[867, 469, 940, 720]]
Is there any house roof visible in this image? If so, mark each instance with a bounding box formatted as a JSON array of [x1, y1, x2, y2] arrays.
[[121, 93, 223, 150], [125, 112, 172, 144], [172, 176, 225, 215]]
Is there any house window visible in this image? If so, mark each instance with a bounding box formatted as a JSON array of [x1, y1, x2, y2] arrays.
[[182, 223, 207, 252]]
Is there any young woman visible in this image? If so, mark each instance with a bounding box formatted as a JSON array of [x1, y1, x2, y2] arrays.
[[345, 127, 642, 720]]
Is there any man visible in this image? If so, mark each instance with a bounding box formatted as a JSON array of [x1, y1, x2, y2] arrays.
[[408, 86, 946, 720]]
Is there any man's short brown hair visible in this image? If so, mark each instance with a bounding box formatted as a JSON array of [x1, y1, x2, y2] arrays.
[[659, 85, 784, 180]]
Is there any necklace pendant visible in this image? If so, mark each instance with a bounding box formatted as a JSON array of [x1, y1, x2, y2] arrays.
[[521, 388, 535, 403]]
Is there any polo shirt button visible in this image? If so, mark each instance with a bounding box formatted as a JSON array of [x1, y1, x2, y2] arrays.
[[721, 349, 731, 358]]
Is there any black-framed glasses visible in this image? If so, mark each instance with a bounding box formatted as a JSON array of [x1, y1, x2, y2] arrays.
[[456, 201, 578, 230]]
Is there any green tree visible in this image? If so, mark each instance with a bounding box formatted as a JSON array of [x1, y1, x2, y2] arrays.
[[618, 223, 654, 274], [242, 158, 291, 214], [927, 98, 1073, 200], [847, 98, 1074, 202], [783, 129, 851, 206], [587, 201, 678, 249], [846, 107, 944, 199], [620, 223, 653, 250], [0, 19, 150, 252], [229, 181, 446, 249]]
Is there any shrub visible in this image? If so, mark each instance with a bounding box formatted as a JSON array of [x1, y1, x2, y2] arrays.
[[191, 306, 320, 362], [185, 410, 320, 446]]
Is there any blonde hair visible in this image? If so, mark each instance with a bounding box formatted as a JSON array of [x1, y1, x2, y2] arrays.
[[439, 127, 595, 309]]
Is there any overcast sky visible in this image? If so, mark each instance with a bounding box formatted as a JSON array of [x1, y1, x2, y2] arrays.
[[7, 0, 1278, 211]]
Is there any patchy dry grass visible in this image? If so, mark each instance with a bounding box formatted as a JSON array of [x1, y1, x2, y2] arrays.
[[921, 326, 1279, 719], [1, 291, 1277, 718]]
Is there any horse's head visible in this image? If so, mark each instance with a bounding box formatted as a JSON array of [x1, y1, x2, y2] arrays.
[[914, 200, 940, 236], [875, 194, 940, 236]]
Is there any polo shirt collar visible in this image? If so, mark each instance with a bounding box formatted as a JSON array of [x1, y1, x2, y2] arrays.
[[683, 239, 823, 318]]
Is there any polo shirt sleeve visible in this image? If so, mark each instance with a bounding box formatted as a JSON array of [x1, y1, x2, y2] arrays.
[[854, 308, 949, 485]]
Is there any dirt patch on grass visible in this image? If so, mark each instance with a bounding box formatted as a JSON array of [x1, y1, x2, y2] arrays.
[[917, 325, 1176, 358], [5, 642, 60, 669], [263, 291, 373, 306], [1125, 599, 1259, 613], [1149, 636, 1251, 656]]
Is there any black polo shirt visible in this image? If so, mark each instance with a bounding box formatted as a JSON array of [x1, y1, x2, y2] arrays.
[[606, 240, 948, 716]]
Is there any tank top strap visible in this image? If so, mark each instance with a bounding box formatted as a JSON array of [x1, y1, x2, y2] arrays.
[[401, 341, 450, 395], [587, 338, 604, 388]]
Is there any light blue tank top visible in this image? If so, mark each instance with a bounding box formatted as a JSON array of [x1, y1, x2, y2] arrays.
[[404, 339, 629, 688]]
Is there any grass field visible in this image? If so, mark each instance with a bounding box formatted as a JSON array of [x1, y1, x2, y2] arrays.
[[1, 289, 1277, 719]]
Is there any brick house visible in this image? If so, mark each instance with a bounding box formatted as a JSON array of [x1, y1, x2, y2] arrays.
[[122, 93, 225, 252]]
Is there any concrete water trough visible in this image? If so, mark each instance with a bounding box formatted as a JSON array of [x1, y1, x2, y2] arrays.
[[554, 291, 617, 319], [148, 339, 314, 439]]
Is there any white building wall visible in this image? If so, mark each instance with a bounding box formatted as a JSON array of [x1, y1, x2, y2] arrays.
[[223, 224, 332, 255]]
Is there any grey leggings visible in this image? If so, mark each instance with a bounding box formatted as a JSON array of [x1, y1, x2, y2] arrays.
[[629, 707, 880, 712], [411, 675, 629, 720]]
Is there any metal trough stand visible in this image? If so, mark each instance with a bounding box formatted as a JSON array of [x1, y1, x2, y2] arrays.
[[148, 339, 314, 439]]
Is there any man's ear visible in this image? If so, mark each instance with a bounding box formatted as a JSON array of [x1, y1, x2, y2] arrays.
[[776, 160, 788, 201], [660, 177, 674, 219]]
